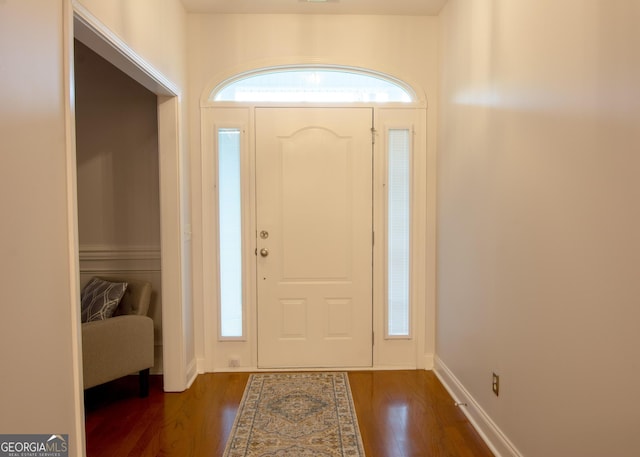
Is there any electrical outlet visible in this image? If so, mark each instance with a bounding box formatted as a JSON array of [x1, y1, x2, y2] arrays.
[[492, 373, 500, 396]]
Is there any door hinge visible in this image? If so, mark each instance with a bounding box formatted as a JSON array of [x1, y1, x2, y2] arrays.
[[371, 127, 377, 145], [372, 231, 375, 246], [372, 331, 375, 346]]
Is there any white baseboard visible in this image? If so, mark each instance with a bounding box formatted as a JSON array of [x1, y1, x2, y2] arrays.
[[197, 357, 207, 374], [434, 357, 522, 457], [364, 364, 419, 371], [423, 353, 434, 370], [208, 364, 426, 373], [186, 358, 198, 389]]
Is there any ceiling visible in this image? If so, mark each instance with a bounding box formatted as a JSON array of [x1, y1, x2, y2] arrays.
[[181, 0, 448, 16]]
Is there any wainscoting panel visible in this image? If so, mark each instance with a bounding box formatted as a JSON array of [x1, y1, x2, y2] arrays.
[[79, 245, 163, 374]]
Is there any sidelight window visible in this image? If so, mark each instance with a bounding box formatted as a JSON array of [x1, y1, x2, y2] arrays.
[[387, 129, 411, 337], [218, 128, 243, 338]]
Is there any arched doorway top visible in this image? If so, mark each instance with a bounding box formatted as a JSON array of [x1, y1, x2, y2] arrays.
[[207, 65, 418, 104]]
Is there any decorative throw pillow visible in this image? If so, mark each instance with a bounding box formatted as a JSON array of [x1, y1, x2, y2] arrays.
[[81, 277, 128, 323]]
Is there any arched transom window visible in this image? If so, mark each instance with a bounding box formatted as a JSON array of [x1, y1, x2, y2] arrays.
[[210, 66, 415, 103]]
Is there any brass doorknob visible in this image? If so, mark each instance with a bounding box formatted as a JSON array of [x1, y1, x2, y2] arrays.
[[260, 248, 269, 257]]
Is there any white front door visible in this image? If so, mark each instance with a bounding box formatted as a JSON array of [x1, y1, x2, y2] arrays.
[[256, 107, 373, 368]]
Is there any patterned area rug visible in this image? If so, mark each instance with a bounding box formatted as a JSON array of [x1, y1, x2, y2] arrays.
[[223, 372, 365, 457]]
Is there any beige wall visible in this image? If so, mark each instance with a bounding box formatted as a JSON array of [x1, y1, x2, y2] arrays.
[[187, 13, 439, 369], [438, 1, 640, 455], [0, 0, 83, 454], [75, 40, 160, 249], [187, 14, 438, 90]]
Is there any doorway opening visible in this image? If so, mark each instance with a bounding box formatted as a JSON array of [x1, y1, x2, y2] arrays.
[[73, 6, 190, 397], [74, 38, 163, 371]]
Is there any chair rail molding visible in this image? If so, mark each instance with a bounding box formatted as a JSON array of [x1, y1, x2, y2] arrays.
[[79, 244, 161, 272]]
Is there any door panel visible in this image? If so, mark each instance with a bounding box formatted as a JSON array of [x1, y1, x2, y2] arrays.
[[256, 107, 373, 368]]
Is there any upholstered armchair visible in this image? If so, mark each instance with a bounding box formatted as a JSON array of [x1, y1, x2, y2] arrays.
[[81, 277, 154, 397]]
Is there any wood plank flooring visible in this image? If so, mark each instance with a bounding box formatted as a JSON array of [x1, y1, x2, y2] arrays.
[[84, 370, 494, 457]]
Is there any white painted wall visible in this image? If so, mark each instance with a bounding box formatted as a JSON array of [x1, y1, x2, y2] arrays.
[[438, 1, 640, 455], [187, 14, 439, 371], [0, 0, 84, 454]]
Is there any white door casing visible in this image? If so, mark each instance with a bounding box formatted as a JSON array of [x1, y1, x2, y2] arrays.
[[255, 107, 373, 368]]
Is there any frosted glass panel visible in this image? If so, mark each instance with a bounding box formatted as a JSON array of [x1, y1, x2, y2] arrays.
[[218, 129, 243, 338], [388, 129, 410, 337], [214, 68, 413, 103]]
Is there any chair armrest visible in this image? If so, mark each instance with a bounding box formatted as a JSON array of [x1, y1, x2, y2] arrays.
[[82, 315, 154, 389]]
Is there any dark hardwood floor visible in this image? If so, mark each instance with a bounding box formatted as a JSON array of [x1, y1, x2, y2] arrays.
[[84, 370, 494, 457]]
